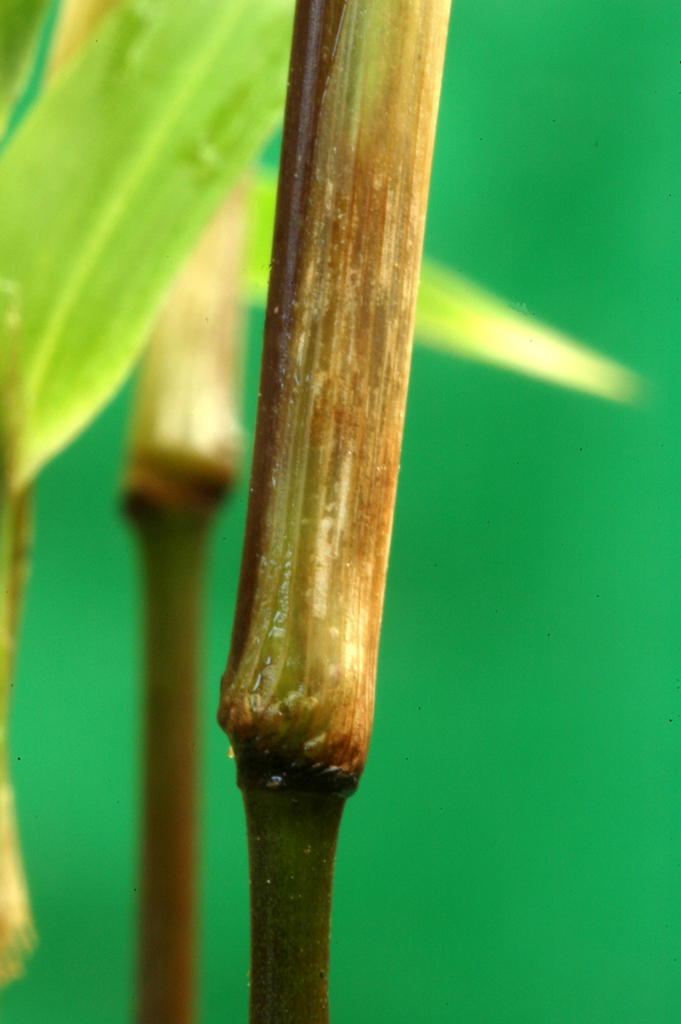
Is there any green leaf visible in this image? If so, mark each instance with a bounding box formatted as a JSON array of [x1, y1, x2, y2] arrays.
[[415, 263, 640, 403], [246, 167, 278, 307], [0, 0, 55, 138], [247, 169, 640, 403], [0, 0, 293, 488]]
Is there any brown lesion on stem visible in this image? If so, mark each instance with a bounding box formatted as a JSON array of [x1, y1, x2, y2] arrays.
[[219, 0, 452, 793]]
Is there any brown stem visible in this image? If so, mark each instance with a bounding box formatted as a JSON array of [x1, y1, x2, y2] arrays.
[[220, 0, 452, 787], [128, 506, 211, 1024]]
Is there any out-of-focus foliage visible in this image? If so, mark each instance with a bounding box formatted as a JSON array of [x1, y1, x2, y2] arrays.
[[0, 0, 639, 496], [415, 264, 639, 403], [0, 0, 53, 135], [0, 0, 293, 489]]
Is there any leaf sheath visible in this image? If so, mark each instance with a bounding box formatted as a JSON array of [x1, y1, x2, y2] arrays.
[[219, 0, 452, 788]]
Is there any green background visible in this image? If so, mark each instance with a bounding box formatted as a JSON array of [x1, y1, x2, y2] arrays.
[[4, 1, 681, 1020]]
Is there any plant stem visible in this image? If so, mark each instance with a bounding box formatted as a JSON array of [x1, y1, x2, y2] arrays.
[[128, 506, 210, 1024], [0, 266, 34, 985], [125, 186, 246, 1022], [220, 0, 452, 783], [219, 0, 451, 1018], [0, 483, 34, 983], [244, 790, 344, 1024]]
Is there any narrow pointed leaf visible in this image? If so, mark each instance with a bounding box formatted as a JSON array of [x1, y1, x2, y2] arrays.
[[0, 0, 293, 488], [247, 169, 639, 403], [415, 263, 639, 402]]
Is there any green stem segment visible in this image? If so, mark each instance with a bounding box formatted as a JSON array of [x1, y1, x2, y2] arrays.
[[244, 790, 345, 1024], [129, 506, 211, 1024]]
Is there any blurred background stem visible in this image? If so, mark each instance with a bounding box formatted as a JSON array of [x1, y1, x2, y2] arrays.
[[126, 506, 209, 1024], [0, 283, 34, 982], [124, 186, 246, 1023], [0, 480, 34, 984]]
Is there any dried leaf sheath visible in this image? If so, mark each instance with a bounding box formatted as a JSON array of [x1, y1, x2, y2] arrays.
[[219, 0, 451, 789]]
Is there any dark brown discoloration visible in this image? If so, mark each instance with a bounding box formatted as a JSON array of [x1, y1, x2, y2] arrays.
[[235, 743, 359, 796], [125, 454, 232, 519]]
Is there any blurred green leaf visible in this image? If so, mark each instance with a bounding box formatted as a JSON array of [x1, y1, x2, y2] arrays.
[[0, 0, 293, 488], [247, 169, 639, 403], [415, 264, 639, 403], [246, 168, 278, 306], [0, 0, 54, 136]]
